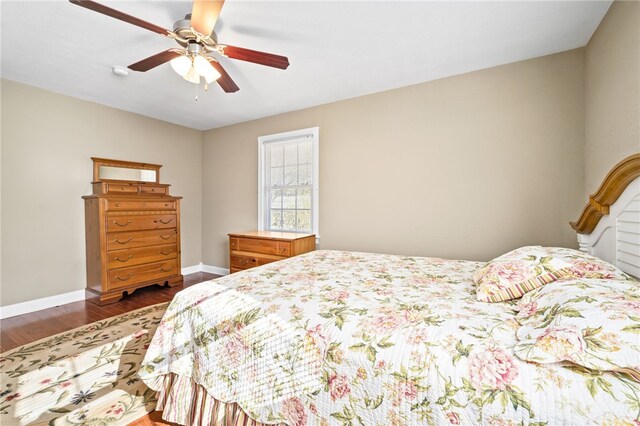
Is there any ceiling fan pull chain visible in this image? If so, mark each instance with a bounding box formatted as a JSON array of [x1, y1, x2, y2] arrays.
[[195, 82, 199, 101]]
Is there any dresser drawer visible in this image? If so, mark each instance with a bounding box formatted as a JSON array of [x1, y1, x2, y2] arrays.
[[228, 232, 315, 274], [107, 259, 179, 290], [106, 183, 138, 194], [107, 243, 177, 269], [106, 199, 176, 211], [106, 214, 176, 232], [140, 186, 167, 195], [231, 237, 291, 256], [106, 229, 178, 251], [230, 253, 280, 270]]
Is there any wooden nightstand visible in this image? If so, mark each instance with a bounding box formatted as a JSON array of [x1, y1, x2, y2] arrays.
[[228, 231, 316, 273]]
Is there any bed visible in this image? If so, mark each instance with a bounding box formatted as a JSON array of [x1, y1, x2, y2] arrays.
[[140, 154, 640, 426]]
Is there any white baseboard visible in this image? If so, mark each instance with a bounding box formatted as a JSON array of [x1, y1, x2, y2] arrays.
[[0, 290, 86, 320], [202, 264, 230, 276], [181, 263, 203, 275], [0, 264, 229, 320], [182, 263, 229, 276]]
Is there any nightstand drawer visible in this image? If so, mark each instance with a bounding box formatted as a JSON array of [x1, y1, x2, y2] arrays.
[[228, 231, 315, 274], [231, 237, 291, 256], [230, 253, 280, 270]]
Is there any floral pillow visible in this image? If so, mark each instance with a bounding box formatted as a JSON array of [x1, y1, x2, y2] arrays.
[[544, 247, 635, 281], [514, 279, 640, 382], [474, 246, 572, 302]]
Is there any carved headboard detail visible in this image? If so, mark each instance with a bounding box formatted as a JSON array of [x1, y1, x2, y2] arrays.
[[570, 153, 640, 278], [570, 153, 640, 234]]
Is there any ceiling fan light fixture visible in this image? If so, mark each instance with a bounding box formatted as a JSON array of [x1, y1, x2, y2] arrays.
[[192, 54, 209, 73], [183, 66, 201, 84], [203, 66, 222, 84], [170, 55, 192, 77], [203, 68, 221, 84], [193, 55, 221, 83]]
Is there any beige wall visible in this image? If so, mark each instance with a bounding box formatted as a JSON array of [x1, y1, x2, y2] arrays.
[[585, 0, 640, 195], [4, 1, 636, 306], [1, 79, 203, 306], [202, 49, 586, 267]]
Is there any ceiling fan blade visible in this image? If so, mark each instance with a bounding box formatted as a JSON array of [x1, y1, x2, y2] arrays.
[[191, 0, 224, 36], [207, 58, 239, 93], [69, 0, 172, 36], [219, 45, 289, 70], [129, 50, 182, 72]]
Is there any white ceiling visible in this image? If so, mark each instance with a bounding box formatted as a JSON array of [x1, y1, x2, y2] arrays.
[[1, 1, 611, 130]]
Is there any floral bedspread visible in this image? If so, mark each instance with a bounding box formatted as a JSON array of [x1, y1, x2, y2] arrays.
[[140, 250, 640, 425]]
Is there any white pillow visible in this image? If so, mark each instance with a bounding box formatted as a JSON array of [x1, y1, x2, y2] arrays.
[[474, 246, 571, 302], [514, 279, 640, 382]]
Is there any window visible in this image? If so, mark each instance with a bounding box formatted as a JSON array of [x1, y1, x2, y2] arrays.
[[258, 127, 319, 236]]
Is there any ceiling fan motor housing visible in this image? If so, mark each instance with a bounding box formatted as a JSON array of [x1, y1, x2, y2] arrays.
[[187, 41, 202, 54], [173, 15, 218, 50]]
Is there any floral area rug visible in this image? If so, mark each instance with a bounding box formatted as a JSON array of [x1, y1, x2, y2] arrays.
[[0, 303, 168, 426]]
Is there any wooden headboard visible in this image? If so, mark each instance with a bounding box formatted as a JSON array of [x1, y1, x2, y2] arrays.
[[571, 153, 640, 278]]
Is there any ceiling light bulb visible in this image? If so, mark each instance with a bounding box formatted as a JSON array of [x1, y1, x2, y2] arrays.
[[183, 65, 201, 84], [193, 55, 211, 75], [170, 55, 191, 77], [193, 55, 221, 83], [202, 66, 221, 84]]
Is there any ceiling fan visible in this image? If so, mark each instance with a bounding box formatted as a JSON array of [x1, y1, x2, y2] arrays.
[[69, 0, 290, 93]]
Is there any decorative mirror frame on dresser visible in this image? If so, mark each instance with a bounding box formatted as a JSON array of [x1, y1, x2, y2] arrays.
[[83, 158, 183, 305]]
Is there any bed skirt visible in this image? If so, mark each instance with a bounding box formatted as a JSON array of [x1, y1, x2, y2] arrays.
[[151, 373, 286, 426]]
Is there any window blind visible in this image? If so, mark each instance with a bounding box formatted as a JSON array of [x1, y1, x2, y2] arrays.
[[264, 136, 314, 233]]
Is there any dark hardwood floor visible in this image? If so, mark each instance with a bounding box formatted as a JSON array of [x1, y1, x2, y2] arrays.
[[0, 272, 219, 353]]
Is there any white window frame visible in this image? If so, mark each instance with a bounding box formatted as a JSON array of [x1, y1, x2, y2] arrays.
[[258, 127, 319, 239]]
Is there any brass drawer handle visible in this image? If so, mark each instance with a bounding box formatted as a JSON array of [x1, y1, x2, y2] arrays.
[[238, 258, 257, 266], [159, 234, 174, 240], [113, 220, 132, 227], [115, 273, 133, 281], [115, 203, 121, 207], [114, 255, 133, 262], [160, 266, 172, 272], [159, 249, 173, 255], [156, 219, 173, 224], [114, 237, 132, 245]]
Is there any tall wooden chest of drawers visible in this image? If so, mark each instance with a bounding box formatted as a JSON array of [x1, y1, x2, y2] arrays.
[[228, 231, 315, 273], [83, 158, 183, 305]]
